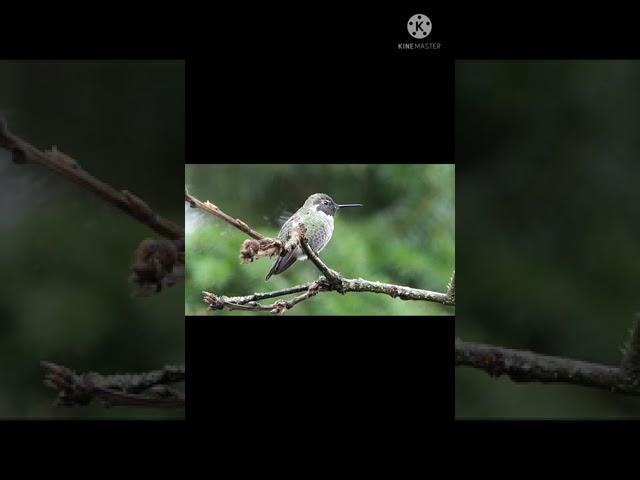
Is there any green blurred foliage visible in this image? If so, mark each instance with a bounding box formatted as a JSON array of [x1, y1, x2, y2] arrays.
[[185, 164, 455, 316], [0, 61, 184, 418], [456, 60, 640, 418]]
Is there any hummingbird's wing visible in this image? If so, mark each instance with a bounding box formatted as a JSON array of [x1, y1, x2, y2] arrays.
[[265, 207, 305, 280], [265, 248, 298, 280]]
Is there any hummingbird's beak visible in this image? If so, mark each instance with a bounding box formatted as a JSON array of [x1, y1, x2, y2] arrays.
[[337, 203, 363, 209]]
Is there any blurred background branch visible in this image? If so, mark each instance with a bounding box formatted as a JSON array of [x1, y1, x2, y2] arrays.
[[0, 119, 185, 297], [1, 118, 183, 240], [456, 317, 640, 396], [42, 362, 185, 408]]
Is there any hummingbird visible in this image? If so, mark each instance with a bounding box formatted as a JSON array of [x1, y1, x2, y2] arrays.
[[265, 193, 362, 280]]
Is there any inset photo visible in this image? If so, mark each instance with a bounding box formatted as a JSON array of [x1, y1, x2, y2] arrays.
[[185, 164, 455, 316]]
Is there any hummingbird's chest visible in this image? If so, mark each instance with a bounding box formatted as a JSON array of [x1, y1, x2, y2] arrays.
[[280, 210, 334, 252]]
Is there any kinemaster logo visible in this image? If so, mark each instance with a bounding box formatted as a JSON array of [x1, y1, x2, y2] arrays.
[[398, 13, 441, 51]]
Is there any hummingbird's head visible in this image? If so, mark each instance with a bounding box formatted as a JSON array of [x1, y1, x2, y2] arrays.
[[304, 193, 363, 217]]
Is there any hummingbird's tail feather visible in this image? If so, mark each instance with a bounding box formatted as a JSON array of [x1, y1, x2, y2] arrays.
[[265, 249, 298, 280]]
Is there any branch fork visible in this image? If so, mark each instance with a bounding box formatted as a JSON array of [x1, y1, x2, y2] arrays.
[[299, 235, 345, 293]]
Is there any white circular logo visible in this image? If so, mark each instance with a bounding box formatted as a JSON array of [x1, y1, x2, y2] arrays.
[[407, 14, 432, 39]]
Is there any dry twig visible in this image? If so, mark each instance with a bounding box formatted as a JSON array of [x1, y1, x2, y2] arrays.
[[185, 191, 265, 240]]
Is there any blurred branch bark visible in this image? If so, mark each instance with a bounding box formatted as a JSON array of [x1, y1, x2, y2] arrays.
[[0, 118, 185, 295], [191, 192, 455, 313], [456, 317, 640, 395], [0, 118, 183, 240], [42, 362, 185, 408]]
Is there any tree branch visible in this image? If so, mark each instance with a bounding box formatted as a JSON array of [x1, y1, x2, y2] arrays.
[[336, 277, 453, 303], [621, 315, 640, 378], [185, 190, 266, 240], [456, 315, 640, 395], [299, 234, 344, 291], [205, 281, 325, 314], [0, 118, 183, 241], [204, 274, 453, 314], [203, 282, 314, 308], [185, 191, 285, 262], [41, 362, 185, 408]]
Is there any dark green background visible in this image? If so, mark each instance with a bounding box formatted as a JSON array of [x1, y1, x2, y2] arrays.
[[456, 60, 640, 418], [185, 164, 455, 316], [0, 60, 184, 418]]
